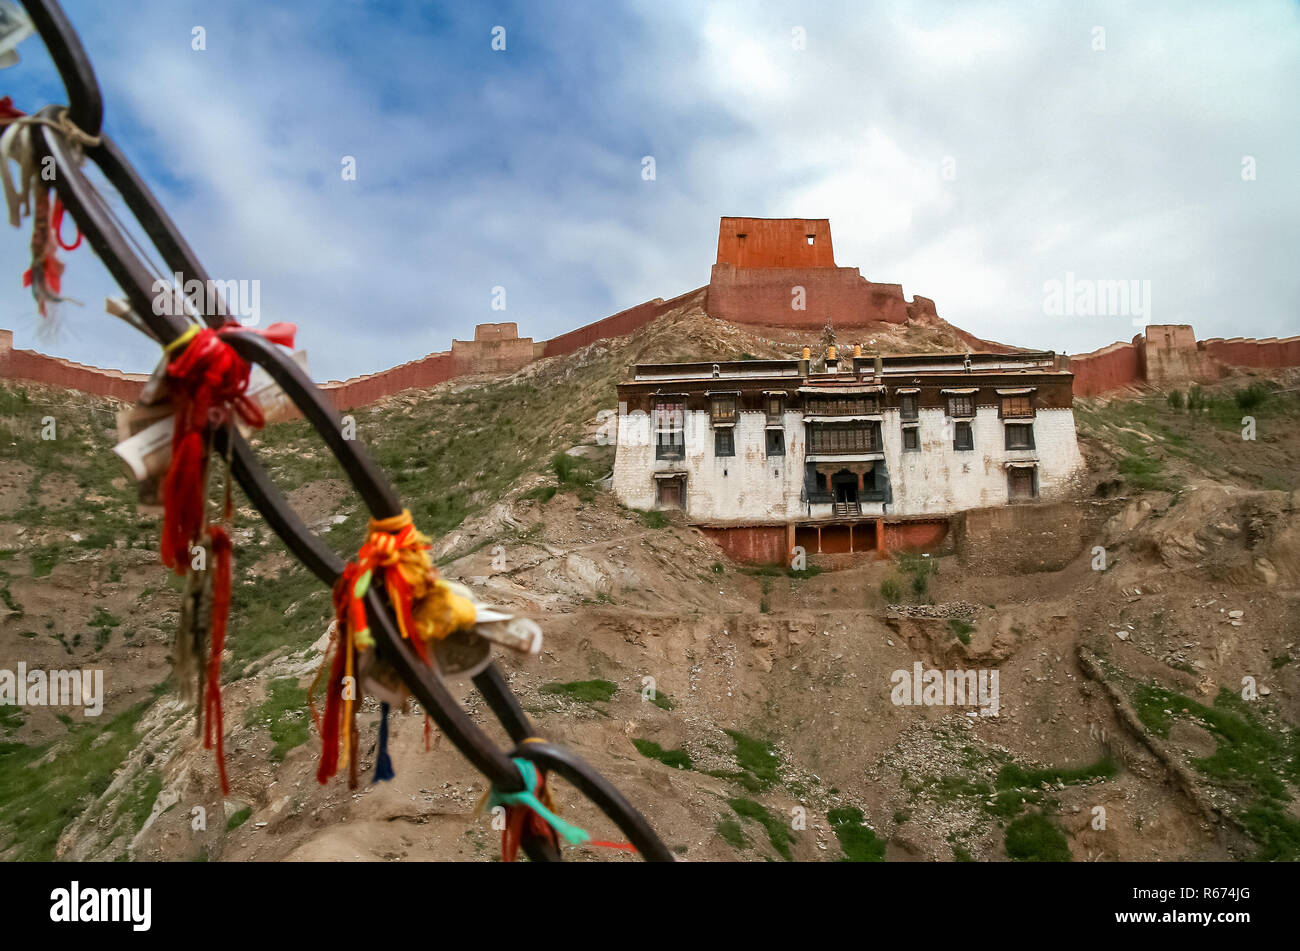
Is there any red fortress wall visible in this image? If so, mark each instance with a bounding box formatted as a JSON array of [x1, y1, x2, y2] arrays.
[[5, 216, 1297, 407], [707, 217, 914, 328], [0, 329, 147, 401], [1066, 325, 1300, 397]]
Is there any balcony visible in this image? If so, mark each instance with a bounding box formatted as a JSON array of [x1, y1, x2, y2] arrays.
[[806, 421, 882, 456], [833, 501, 861, 517]]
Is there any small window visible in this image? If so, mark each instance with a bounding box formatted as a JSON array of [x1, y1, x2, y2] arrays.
[[1005, 422, 1035, 450], [1008, 467, 1037, 501], [902, 426, 920, 452], [655, 431, 684, 459], [765, 395, 784, 423], [806, 234, 816, 245], [654, 399, 684, 460], [899, 394, 918, 421], [953, 421, 974, 451], [715, 429, 735, 457], [710, 396, 737, 425], [766, 429, 785, 456], [947, 394, 975, 418], [1000, 394, 1034, 419]]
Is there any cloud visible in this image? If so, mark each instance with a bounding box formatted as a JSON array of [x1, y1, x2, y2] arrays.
[[0, 0, 1295, 380]]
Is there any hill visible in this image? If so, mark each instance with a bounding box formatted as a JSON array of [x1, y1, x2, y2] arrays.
[[2, 301, 1299, 862]]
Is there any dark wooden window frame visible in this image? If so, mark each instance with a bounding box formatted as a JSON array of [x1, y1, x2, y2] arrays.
[[946, 394, 976, 418], [953, 420, 974, 451], [715, 428, 735, 457], [902, 424, 920, 452], [654, 400, 685, 460], [1004, 422, 1035, 450], [765, 428, 785, 456], [809, 421, 880, 454], [999, 394, 1035, 419]]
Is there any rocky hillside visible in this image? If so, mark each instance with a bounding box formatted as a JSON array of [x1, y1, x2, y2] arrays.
[[2, 302, 1299, 863]]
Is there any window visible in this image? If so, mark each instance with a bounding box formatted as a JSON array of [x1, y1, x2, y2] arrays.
[[1000, 394, 1034, 418], [715, 429, 735, 457], [1008, 467, 1037, 501], [656, 477, 685, 509], [902, 426, 920, 452], [953, 421, 974, 451], [806, 234, 816, 246], [947, 394, 975, 418], [809, 422, 880, 454], [1005, 422, 1035, 450], [710, 396, 737, 425], [765, 395, 784, 425], [899, 394, 919, 421], [766, 429, 785, 456], [807, 395, 878, 417], [654, 400, 684, 460]]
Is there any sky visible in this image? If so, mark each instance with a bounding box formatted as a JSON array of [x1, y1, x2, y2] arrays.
[[1, 0, 1296, 382]]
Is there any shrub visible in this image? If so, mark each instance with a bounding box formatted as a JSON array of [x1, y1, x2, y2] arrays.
[[880, 578, 902, 603], [1234, 383, 1269, 413], [1004, 813, 1071, 862], [1166, 390, 1184, 410]]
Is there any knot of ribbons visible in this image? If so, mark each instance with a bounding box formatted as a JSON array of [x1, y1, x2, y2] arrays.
[[481, 755, 636, 862], [159, 320, 296, 794], [1, 97, 87, 318], [314, 510, 480, 786]]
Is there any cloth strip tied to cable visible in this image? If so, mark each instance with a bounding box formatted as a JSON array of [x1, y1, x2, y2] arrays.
[[160, 320, 297, 794], [312, 509, 480, 787], [480, 752, 636, 861], [0, 97, 88, 319]]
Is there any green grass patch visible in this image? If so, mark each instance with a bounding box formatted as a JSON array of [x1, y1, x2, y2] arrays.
[[729, 797, 793, 860], [226, 806, 252, 831], [1131, 683, 1300, 859], [541, 679, 617, 704], [996, 755, 1119, 791], [716, 817, 750, 850], [1004, 813, 1071, 862], [632, 739, 693, 770], [0, 700, 149, 861], [647, 689, 675, 711], [947, 618, 975, 645], [244, 677, 310, 762], [636, 509, 669, 529], [722, 729, 781, 790], [827, 806, 886, 862], [29, 549, 58, 579]]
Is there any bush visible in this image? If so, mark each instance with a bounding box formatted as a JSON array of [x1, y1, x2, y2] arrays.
[[880, 578, 902, 603], [1004, 813, 1071, 862], [1166, 390, 1184, 410], [1234, 383, 1269, 413], [1187, 385, 1207, 413]]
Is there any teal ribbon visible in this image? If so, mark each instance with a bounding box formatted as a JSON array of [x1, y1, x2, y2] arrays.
[[489, 758, 591, 846]]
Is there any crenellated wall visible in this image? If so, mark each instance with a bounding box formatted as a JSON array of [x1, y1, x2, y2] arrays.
[[0, 329, 148, 401], [541, 287, 704, 359], [1066, 337, 1145, 397]]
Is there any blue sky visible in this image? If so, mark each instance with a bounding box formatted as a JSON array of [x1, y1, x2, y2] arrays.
[[1, 0, 1297, 381]]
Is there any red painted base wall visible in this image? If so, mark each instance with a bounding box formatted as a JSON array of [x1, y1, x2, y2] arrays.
[[701, 525, 789, 563], [706, 264, 909, 327]]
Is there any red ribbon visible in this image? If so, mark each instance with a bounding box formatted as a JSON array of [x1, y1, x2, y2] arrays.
[[159, 322, 296, 793]]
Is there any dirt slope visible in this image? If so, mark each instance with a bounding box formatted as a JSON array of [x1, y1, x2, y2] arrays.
[[2, 307, 1298, 863]]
